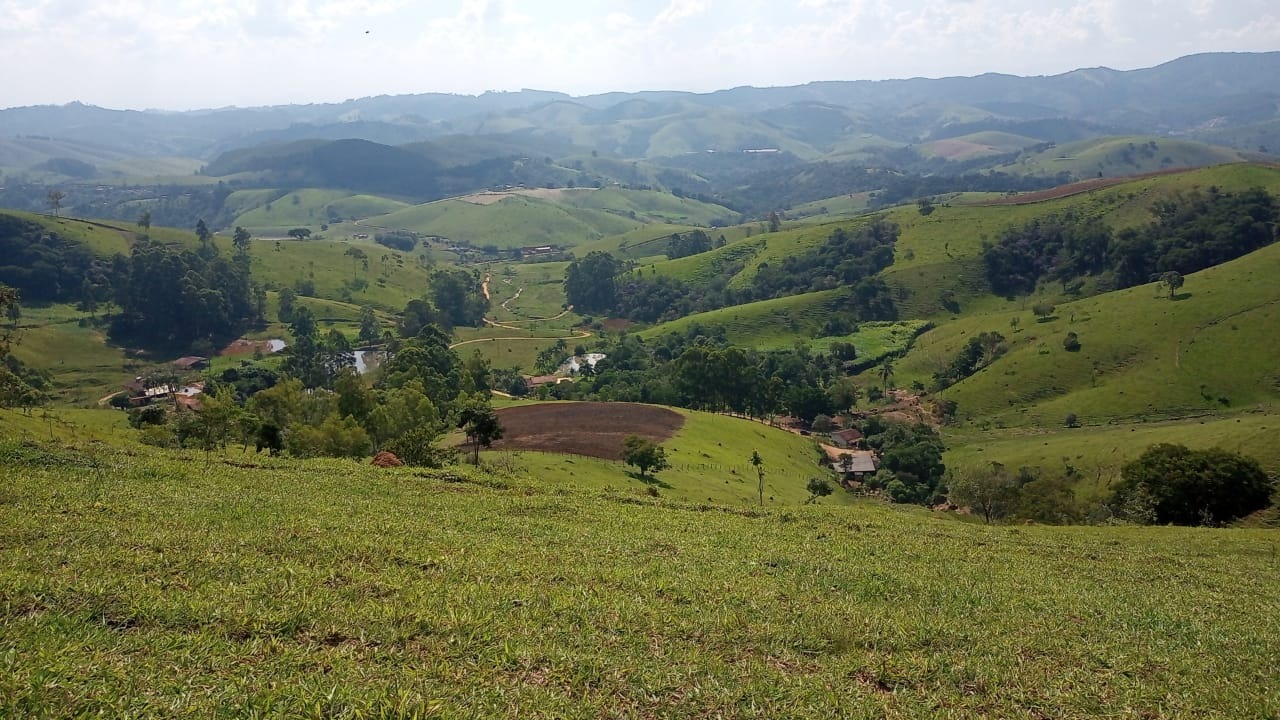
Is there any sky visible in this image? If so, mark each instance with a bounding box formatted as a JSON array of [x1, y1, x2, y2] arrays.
[[1, 0, 1277, 111]]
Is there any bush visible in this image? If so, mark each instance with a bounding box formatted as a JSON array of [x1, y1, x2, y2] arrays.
[[383, 426, 453, 468], [1112, 444, 1274, 525], [1062, 332, 1081, 352]]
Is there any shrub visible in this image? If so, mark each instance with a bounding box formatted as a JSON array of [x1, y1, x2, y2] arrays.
[[1112, 444, 1274, 525]]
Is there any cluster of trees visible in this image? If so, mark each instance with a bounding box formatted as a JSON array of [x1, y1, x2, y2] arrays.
[[1111, 444, 1274, 526], [857, 417, 947, 505], [664, 230, 721, 259], [0, 215, 109, 305], [374, 230, 419, 252], [982, 187, 1278, 296], [109, 237, 265, 352], [932, 331, 1008, 390], [0, 284, 48, 411], [950, 444, 1275, 526], [135, 319, 500, 466], [751, 221, 898, 297], [398, 267, 489, 335], [537, 328, 866, 424], [0, 213, 267, 354], [565, 222, 901, 326], [948, 462, 1084, 525]]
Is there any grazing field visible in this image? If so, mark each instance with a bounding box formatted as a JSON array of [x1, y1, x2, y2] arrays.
[[892, 241, 1280, 429], [489, 403, 844, 507], [996, 137, 1247, 179], [9, 305, 136, 405], [366, 195, 642, 249], [640, 290, 848, 347], [2, 439, 1277, 717], [943, 413, 1280, 504]]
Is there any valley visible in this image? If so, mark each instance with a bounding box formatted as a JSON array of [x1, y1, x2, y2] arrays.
[[3, 50, 1280, 717]]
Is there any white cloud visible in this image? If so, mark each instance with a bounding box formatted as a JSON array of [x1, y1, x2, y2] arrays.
[[0, 0, 1276, 109], [654, 0, 710, 26]]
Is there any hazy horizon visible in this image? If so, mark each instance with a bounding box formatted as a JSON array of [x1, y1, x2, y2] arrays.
[[2, 0, 1278, 112]]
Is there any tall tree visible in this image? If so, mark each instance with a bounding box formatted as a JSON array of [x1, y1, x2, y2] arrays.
[[564, 251, 621, 313], [459, 405, 503, 465], [46, 190, 65, 217], [751, 450, 765, 506]]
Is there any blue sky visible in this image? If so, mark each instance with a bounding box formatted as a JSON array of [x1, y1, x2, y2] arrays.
[[1, 0, 1277, 110]]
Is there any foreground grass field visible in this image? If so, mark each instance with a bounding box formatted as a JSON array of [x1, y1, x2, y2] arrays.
[[1, 439, 1277, 717]]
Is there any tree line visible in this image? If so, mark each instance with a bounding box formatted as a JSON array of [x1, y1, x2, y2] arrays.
[[564, 221, 901, 325], [982, 186, 1278, 297]]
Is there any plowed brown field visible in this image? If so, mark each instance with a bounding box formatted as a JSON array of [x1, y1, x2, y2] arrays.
[[493, 402, 684, 460]]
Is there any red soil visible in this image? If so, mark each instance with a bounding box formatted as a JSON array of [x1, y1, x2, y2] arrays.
[[492, 402, 684, 460]]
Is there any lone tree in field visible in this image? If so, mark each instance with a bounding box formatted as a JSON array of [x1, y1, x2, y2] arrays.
[[750, 450, 765, 506], [623, 435, 668, 478], [949, 462, 1019, 523], [1032, 302, 1056, 321], [1160, 270, 1184, 299], [287, 228, 312, 241], [879, 360, 895, 395], [137, 210, 151, 231], [46, 190, 65, 217], [805, 477, 834, 503], [459, 406, 504, 465]]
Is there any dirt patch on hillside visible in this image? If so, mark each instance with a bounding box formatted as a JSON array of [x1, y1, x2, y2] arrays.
[[971, 167, 1197, 206], [493, 402, 684, 460], [924, 139, 997, 161], [458, 187, 589, 205]]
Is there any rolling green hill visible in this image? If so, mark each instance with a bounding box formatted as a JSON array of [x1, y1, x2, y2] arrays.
[[2, 436, 1277, 716], [918, 131, 1044, 161], [495, 405, 840, 507], [998, 136, 1248, 180], [895, 241, 1280, 429], [368, 193, 641, 249]]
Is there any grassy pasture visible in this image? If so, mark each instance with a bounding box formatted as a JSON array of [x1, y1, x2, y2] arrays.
[[9, 305, 136, 405], [489, 405, 839, 508], [893, 242, 1280, 430], [369, 195, 642, 249], [1, 439, 1277, 717], [640, 290, 848, 348], [244, 238, 432, 312], [944, 413, 1280, 503], [998, 136, 1247, 179]]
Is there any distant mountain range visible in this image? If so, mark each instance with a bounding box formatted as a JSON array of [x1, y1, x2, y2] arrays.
[[2, 52, 1278, 161]]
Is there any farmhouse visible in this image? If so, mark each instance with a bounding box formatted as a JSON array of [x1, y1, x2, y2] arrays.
[[123, 377, 175, 406], [829, 428, 864, 448], [821, 445, 878, 482], [520, 245, 560, 258]]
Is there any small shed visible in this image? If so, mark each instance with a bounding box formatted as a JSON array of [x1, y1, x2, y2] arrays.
[[173, 356, 208, 371], [829, 428, 864, 449]]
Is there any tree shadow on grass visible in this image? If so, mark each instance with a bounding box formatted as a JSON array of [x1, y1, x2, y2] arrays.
[[626, 471, 673, 489], [1171, 292, 1193, 302]]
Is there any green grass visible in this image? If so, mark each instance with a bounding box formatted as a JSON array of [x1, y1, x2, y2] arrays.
[[495, 406, 840, 507], [640, 290, 848, 348], [368, 194, 642, 249], [559, 188, 735, 226], [2, 438, 1278, 717], [893, 241, 1280, 430], [999, 136, 1247, 179], [9, 305, 136, 406], [791, 192, 874, 222], [230, 189, 357, 229], [245, 238, 433, 312], [943, 413, 1280, 504]]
